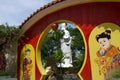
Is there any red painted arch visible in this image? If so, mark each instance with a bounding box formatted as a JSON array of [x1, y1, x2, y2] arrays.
[[18, 2, 120, 80]]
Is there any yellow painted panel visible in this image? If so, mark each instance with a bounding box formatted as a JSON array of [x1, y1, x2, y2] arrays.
[[89, 23, 120, 80], [20, 44, 35, 80]]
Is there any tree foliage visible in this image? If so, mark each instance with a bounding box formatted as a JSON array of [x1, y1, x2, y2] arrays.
[[41, 30, 63, 66], [110, 68, 120, 79], [0, 24, 21, 77], [0, 24, 21, 43]]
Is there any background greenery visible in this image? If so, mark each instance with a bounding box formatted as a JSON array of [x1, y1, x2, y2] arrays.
[[0, 24, 21, 77]]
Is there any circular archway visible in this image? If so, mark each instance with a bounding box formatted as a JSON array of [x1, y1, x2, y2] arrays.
[[36, 20, 87, 80]]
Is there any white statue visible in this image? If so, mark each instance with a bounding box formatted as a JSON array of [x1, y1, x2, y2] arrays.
[[58, 23, 73, 68]]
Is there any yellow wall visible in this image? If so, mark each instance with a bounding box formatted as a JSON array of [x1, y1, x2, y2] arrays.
[[20, 44, 35, 80], [89, 23, 120, 80]]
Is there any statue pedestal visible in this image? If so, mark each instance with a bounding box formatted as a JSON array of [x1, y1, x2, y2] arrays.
[[57, 74, 80, 80]]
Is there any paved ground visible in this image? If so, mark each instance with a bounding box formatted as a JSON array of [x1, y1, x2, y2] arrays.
[[4, 78, 17, 80], [0, 77, 17, 80]]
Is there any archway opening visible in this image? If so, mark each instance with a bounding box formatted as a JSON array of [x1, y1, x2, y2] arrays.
[[37, 21, 86, 80]]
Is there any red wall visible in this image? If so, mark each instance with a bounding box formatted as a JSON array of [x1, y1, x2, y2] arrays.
[[18, 2, 120, 80]]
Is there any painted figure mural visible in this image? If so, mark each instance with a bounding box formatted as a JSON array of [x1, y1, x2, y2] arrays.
[[95, 30, 120, 80], [23, 49, 32, 80]]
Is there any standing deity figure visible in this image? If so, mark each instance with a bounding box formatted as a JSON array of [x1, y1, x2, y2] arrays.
[[59, 23, 73, 68], [23, 49, 32, 80]]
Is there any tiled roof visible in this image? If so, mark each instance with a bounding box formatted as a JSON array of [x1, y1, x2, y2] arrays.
[[20, 0, 66, 28]]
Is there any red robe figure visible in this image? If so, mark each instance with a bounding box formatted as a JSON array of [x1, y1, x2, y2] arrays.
[[23, 49, 32, 80]]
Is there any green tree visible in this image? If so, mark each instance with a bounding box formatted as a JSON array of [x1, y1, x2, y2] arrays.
[[110, 68, 120, 79], [68, 28, 85, 71], [0, 24, 21, 77], [41, 29, 63, 67]]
